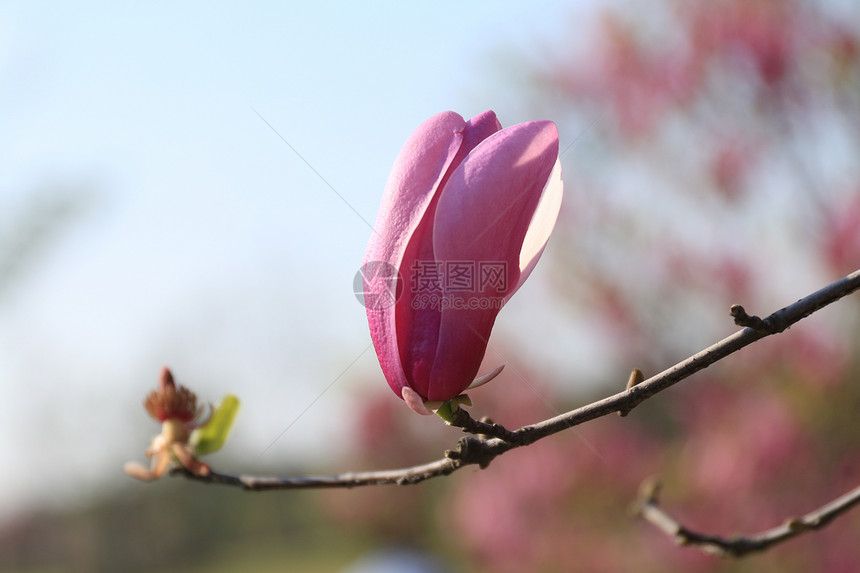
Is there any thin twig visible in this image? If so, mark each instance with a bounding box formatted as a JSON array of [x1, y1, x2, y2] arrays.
[[179, 436, 511, 489], [633, 478, 860, 557], [175, 268, 860, 493]]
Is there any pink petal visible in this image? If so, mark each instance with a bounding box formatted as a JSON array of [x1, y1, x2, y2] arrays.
[[427, 121, 559, 400], [393, 111, 502, 398], [364, 111, 466, 397]]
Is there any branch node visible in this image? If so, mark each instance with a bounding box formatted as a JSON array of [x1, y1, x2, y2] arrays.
[[640, 476, 662, 502], [630, 476, 662, 517], [453, 436, 499, 469], [626, 368, 645, 390], [730, 304, 774, 333], [619, 369, 646, 417], [785, 517, 809, 532]]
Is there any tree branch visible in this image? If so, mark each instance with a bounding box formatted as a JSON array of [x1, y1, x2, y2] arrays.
[[633, 478, 860, 557], [175, 268, 860, 494], [178, 435, 512, 489]]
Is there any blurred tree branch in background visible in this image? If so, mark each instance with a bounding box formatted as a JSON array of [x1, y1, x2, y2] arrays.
[[635, 478, 860, 558]]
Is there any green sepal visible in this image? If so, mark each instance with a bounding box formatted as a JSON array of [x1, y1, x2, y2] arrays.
[[434, 394, 472, 423], [191, 394, 239, 456]]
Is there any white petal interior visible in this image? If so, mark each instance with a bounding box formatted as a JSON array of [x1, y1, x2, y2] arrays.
[[518, 158, 564, 281]]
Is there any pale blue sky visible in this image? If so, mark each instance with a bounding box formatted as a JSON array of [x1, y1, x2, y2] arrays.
[[0, 1, 600, 515]]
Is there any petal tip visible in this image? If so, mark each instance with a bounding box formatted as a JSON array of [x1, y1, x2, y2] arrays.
[[401, 386, 434, 415], [468, 364, 506, 390]]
